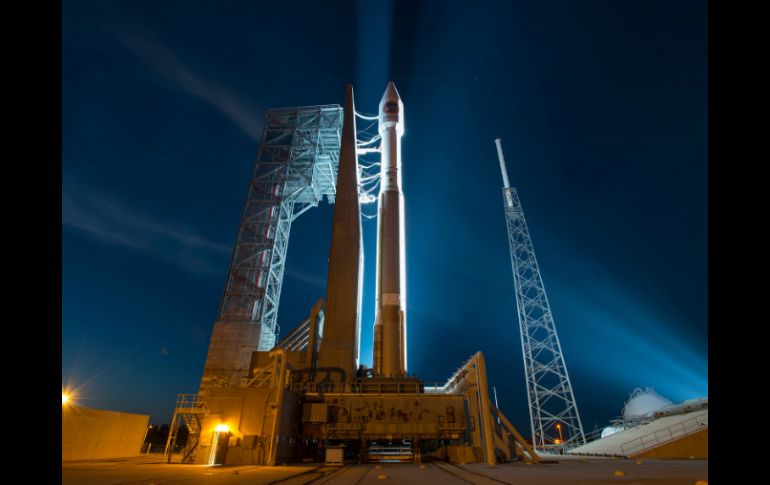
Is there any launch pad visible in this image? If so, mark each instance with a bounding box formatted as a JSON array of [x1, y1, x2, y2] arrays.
[[163, 83, 538, 467], [64, 456, 708, 485]]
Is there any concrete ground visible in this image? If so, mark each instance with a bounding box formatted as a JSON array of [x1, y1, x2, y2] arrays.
[[62, 454, 708, 484]]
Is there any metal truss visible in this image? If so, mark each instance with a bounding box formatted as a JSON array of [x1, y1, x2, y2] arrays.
[[502, 187, 586, 451], [217, 105, 343, 350]]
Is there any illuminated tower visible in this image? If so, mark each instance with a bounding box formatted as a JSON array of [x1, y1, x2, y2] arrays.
[[198, 106, 344, 395], [494, 138, 586, 451]]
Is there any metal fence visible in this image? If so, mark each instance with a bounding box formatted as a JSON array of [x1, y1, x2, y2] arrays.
[[619, 413, 708, 456]]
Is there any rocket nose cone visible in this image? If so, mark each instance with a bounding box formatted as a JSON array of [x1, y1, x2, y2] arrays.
[[381, 81, 401, 104], [379, 81, 402, 112], [379, 81, 403, 134]]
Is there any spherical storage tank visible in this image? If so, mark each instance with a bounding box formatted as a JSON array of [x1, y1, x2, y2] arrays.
[[622, 387, 673, 419], [601, 426, 624, 438]]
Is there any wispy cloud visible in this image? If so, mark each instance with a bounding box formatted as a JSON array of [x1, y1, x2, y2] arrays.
[[284, 268, 326, 288], [111, 29, 262, 140], [63, 186, 230, 276]]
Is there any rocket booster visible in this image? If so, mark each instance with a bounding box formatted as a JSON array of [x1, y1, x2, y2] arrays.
[[373, 81, 407, 377]]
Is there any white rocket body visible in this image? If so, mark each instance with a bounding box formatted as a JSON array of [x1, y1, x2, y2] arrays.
[[372, 82, 407, 377]]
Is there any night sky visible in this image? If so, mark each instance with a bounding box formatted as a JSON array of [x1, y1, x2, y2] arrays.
[[62, 0, 707, 435]]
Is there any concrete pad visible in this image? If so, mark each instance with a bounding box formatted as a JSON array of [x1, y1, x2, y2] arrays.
[[463, 459, 708, 485], [62, 456, 708, 485]]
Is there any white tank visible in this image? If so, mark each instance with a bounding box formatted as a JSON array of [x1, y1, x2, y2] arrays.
[[622, 387, 673, 419], [601, 426, 624, 438]]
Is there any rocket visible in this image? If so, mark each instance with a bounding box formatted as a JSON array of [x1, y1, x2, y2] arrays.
[[372, 82, 407, 377]]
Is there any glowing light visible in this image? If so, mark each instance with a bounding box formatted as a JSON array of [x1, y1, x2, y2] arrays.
[[209, 424, 230, 465], [62, 392, 70, 405], [556, 423, 564, 443]]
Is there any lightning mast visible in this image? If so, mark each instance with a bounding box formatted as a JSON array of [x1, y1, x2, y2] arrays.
[[494, 138, 586, 451]]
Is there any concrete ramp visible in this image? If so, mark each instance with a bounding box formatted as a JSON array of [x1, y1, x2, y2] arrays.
[[569, 409, 707, 458]]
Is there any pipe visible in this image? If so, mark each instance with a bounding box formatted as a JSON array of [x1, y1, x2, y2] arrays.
[[162, 413, 178, 463], [494, 138, 511, 189], [307, 298, 323, 362], [494, 139, 516, 209], [267, 348, 288, 465]]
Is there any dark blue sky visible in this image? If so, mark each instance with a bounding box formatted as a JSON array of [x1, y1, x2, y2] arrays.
[[62, 0, 707, 434]]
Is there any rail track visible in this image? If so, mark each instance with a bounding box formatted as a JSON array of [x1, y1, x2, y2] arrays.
[[431, 461, 515, 485]]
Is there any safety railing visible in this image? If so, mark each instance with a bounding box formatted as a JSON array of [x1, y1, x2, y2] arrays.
[[619, 413, 708, 456], [423, 384, 449, 394], [175, 393, 206, 410], [290, 380, 452, 394], [582, 427, 608, 443]]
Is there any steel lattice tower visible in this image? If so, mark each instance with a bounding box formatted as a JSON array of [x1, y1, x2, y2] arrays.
[[217, 105, 344, 350], [494, 139, 586, 451]]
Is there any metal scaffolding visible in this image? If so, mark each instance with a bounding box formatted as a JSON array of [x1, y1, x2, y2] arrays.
[[495, 139, 586, 451], [217, 105, 343, 350]]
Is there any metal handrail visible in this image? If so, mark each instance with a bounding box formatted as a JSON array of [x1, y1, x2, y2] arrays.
[[175, 394, 206, 409], [619, 413, 708, 456], [289, 380, 453, 394], [582, 427, 607, 443]]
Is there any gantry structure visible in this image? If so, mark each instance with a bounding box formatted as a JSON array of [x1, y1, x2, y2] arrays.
[[217, 105, 344, 351], [495, 139, 586, 451], [167, 88, 543, 467]]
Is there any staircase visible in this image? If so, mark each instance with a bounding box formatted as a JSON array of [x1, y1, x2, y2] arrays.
[[181, 413, 202, 463], [163, 394, 207, 464]]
